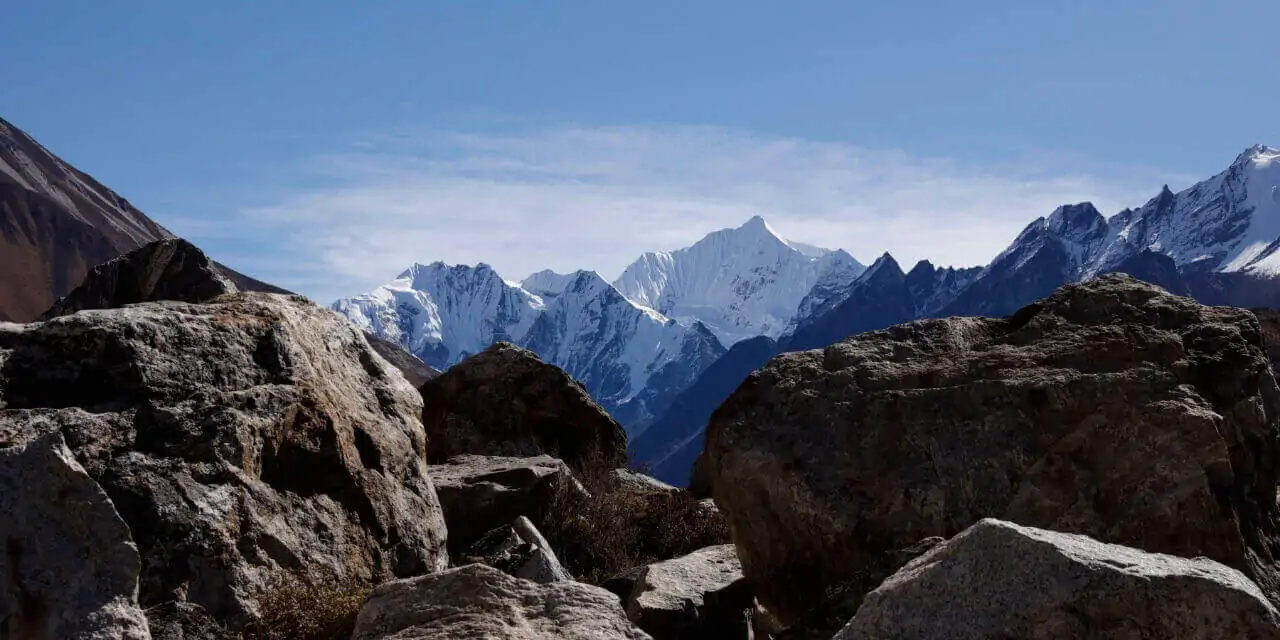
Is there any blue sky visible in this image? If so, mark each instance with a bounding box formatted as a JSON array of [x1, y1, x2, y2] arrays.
[[3, 1, 1277, 301]]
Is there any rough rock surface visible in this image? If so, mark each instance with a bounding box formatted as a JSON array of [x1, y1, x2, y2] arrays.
[[0, 427, 151, 640], [41, 238, 237, 318], [836, 519, 1280, 639], [429, 454, 581, 551], [420, 342, 628, 474], [706, 275, 1280, 625], [350, 563, 652, 640], [0, 292, 449, 629], [624, 544, 752, 640]]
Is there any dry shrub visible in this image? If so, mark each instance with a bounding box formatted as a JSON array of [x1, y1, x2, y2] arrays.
[[245, 574, 370, 640], [538, 461, 731, 585]]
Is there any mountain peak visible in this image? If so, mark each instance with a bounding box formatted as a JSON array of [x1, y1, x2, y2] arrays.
[[860, 252, 904, 281], [729, 215, 787, 244], [521, 269, 578, 297], [1235, 144, 1280, 168]]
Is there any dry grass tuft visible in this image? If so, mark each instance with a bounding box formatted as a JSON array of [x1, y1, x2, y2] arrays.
[[245, 574, 370, 640], [538, 460, 731, 585]]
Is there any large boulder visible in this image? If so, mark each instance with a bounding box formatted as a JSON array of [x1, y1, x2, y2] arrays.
[[707, 275, 1280, 625], [624, 544, 753, 640], [420, 342, 628, 476], [429, 454, 581, 552], [350, 563, 652, 639], [41, 238, 237, 318], [0, 427, 151, 640], [836, 518, 1280, 639], [0, 292, 449, 630]]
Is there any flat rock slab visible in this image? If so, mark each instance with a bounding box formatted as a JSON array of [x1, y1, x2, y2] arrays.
[[626, 544, 751, 640], [836, 519, 1280, 639], [351, 564, 652, 640], [429, 454, 579, 551]]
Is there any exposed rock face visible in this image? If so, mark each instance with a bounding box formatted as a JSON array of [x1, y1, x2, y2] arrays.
[[430, 454, 580, 552], [0, 427, 151, 640], [351, 564, 652, 640], [0, 293, 449, 629], [836, 519, 1280, 639], [365, 332, 440, 387], [420, 342, 628, 475], [624, 545, 752, 640], [42, 238, 236, 318], [706, 275, 1280, 626]]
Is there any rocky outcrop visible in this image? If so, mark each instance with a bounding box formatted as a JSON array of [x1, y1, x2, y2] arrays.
[[836, 519, 1280, 639], [0, 292, 449, 630], [0, 427, 151, 639], [624, 545, 752, 640], [41, 238, 236, 318], [420, 342, 628, 475], [350, 563, 652, 639], [706, 275, 1280, 626], [430, 454, 581, 552]]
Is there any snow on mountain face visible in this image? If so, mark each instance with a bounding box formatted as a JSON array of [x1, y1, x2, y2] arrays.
[[333, 262, 542, 370], [1085, 144, 1280, 277], [612, 215, 865, 346], [333, 263, 724, 434]]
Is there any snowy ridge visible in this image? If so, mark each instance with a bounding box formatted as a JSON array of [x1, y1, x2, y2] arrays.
[[612, 215, 865, 346], [334, 263, 724, 433], [1082, 145, 1280, 277]]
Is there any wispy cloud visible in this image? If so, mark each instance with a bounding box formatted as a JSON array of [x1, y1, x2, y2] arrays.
[[201, 124, 1171, 302]]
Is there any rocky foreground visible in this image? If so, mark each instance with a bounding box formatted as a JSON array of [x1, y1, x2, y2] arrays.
[[5, 242, 1280, 639]]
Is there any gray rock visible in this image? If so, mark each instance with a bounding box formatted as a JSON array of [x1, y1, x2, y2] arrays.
[[0, 427, 151, 640], [430, 454, 583, 551], [42, 238, 237, 319], [836, 519, 1280, 639], [706, 275, 1280, 626], [0, 293, 449, 630], [463, 525, 533, 575], [514, 515, 574, 584], [350, 563, 653, 639], [625, 544, 752, 640], [419, 342, 629, 476], [461, 516, 574, 585]]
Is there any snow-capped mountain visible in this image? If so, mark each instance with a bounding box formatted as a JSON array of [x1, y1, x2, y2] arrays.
[[636, 144, 1280, 485], [942, 203, 1109, 317], [613, 215, 864, 346], [1086, 144, 1280, 276], [945, 144, 1280, 316], [333, 262, 724, 434], [332, 262, 542, 368]]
